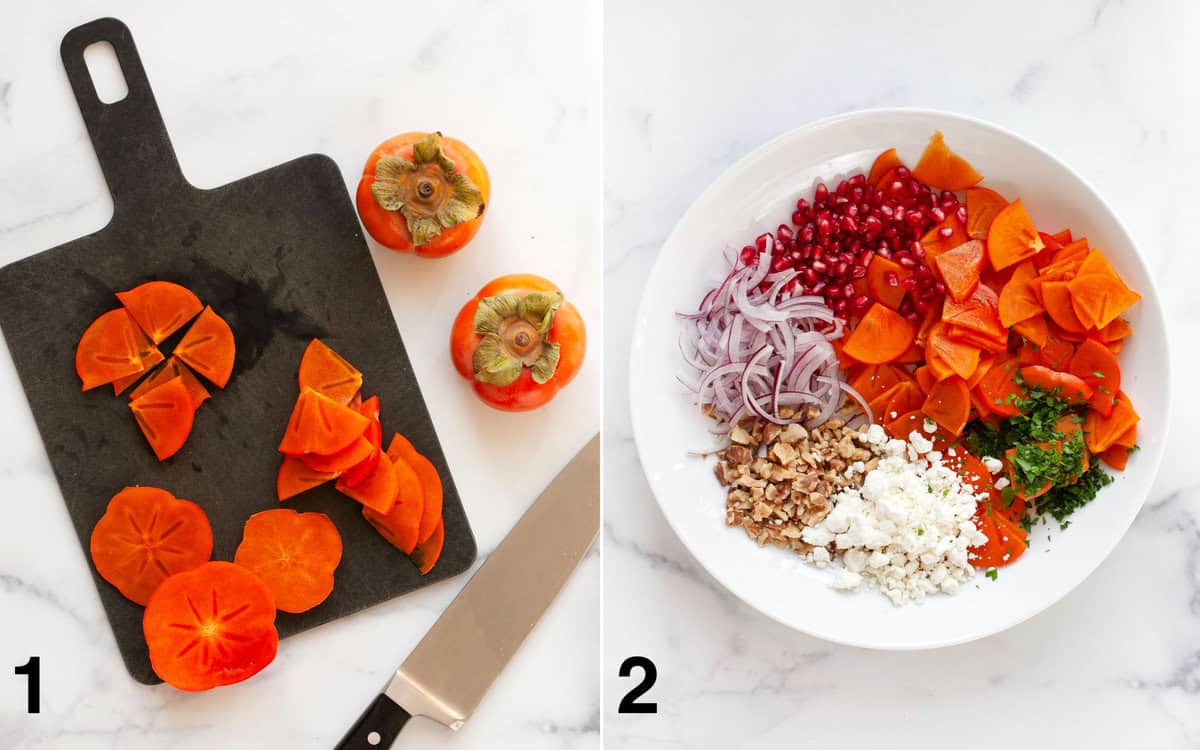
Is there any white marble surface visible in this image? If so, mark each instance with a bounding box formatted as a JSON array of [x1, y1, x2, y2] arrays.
[[0, 1, 600, 748], [605, 1, 1200, 748]]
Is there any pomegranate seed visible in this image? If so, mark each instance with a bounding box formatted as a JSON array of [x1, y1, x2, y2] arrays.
[[935, 226, 952, 239], [852, 294, 872, 309], [902, 276, 918, 290], [903, 310, 920, 323], [894, 207, 906, 223], [817, 218, 832, 235], [934, 281, 947, 295], [835, 261, 849, 277], [792, 211, 806, 225], [914, 298, 930, 313], [930, 207, 945, 223], [771, 256, 790, 272], [897, 256, 917, 268], [896, 166, 910, 178], [841, 216, 857, 232], [777, 224, 794, 242], [912, 243, 926, 260], [836, 180, 850, 198], [803, 268, 818, 285], [811, 281, 827, 294], [884, 271, 899, 287], [940, 191, 958, 206], [833, 298, 848, 312], [739, 246, 756, 265], [906, 210, 925, 226], [849, 174, 866, 188], [801, 224, 816, 243], [811, 260, 829, 273], [755, 233, 772, 252], [915, 265, 933, 279], [851, 264, 868, 279], [795, 198, 810, 214], [827, 284, 843, 299], [956, 206, 968, 224], [784, 278, 799, 293], [842, 282, 855, 299], [880, 204, 894, 219], [814, 183, 828, 203]]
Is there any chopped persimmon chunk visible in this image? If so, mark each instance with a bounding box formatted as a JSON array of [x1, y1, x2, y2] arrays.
[[76, 309, 154, 390], [129, 377, 195, 461], [116, 281, 202, 344], [298, 339, 362, 406], [174, 306, 236, 388]]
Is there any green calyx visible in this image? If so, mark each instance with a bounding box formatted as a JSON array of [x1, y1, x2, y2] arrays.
[[370, 132, 484, 246], [471, 292, 562, 386]]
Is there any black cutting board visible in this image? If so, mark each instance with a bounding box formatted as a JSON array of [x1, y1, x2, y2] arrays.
[[0, 18, 476, 684]]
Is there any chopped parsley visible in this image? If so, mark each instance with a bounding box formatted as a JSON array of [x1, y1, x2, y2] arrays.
[[985, 569, 998, 581], [1036, 463, 1113, 524]]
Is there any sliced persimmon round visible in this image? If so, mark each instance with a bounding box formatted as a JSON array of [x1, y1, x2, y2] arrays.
[[336, 448, 397, 514], [387, 434, 443, 544], [143, 561, 278, 691], [174, 306, 235, 388], [340, 396, 382, 488], [363, 453, 424, 555], [301, 436, 375, 474], [76, 309, 154, 390], [233, 509, 342, 614], [129, 377, 195, 461], [116, 281, 203, 345], [298, 339, 362, 406], [276, 456, 336, 502], [89, 486, 213, 606], [278, 388, 370, 456]]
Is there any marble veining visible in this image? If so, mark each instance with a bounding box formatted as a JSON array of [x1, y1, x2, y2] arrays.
[[604, 0, 1200, 748], [0, 1, 599, 748]]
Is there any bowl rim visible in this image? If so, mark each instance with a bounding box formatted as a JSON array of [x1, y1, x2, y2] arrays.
[[628, 106, 1172, 649]]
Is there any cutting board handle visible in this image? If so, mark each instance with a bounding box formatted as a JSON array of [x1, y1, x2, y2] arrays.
[[60, 18, 188, 209]]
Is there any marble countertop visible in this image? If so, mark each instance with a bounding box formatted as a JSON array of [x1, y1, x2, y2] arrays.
[[604, 1, 1200, 748], [0, 1, 599, 748]]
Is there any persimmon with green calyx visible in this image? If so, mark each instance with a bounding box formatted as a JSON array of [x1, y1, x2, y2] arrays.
[[234, 509, 342, 614], [911, 131, 982, 191], [987, 199, 1044, 271], [278, 388, 370, 456], [116, 281, 202, 345], [174, 306, 236, 389], [297, 339, 362, 406], [76, 309, 155, 390], [451, 274, 587, 411], [129, 377, 195, 461], [357, 131, 490, 258], [841, 303, 915, 364], [385, 433, 443, 544], [90, 486, 213, 606], [143, 561, 278, 691]]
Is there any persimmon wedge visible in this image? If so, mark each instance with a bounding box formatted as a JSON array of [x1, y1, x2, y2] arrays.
[[362, 452, 424, 556], [387, 434, 444, 544], [340, 396, 382, 488], [911, 131, 982, 190], [410, 520, 445, 575], [842, 303, 916, 364], [76, 309, 154, 390], [143, 561, 278, 691], [301, 436, 375, 475], [1068, 338, 1121, 417], [278, 388, 370, 456], [335, 447, 398, 514], [867, 148, 905, 186], [234, 509, 342, 614], [987, 199, 1044, 271], [129, 377, 195, 461], [128, 356, 210, 410], [116, 281, 203, 345], [111, 344, 164, 396], [932, 239, 985, 303], [276, 456, 337, 502], [90, 486, 213, 606], [297, 339, 362, 406], [921, 376, 971, 435], [174, 306, 235, 388], [965, 187, 1007, 240]]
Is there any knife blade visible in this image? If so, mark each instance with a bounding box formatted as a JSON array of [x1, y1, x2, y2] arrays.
[[336, 433, 599, 748]]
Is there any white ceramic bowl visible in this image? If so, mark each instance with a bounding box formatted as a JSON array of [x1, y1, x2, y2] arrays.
[[628, 109, 1170, 649]]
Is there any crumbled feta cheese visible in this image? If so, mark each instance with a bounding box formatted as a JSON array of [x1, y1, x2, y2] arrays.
[[994, 477, 1010, 491], [923, 418, 938, 434], [804, 445, 989, 605], [862, 423, 887, 446], [982, 456, 1003, 475]]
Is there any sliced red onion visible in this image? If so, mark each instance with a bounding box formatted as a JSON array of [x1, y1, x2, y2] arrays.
[[678, 248, 849, 430]]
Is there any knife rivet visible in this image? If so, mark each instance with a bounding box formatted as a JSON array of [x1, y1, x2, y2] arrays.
[[367, 731, 381, 746]]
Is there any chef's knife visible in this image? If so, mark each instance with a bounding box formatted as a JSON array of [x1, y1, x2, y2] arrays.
[[335, 433, 600, 748]]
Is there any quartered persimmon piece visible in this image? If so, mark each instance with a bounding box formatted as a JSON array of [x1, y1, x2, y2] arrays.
[[1084, 390, 1139, 454], [1067, 251, 1141, 329], [111, 341, 165, 395], [340, 396, 383, 487], [363, 451, 424, 556], [933, 239, 985, 303], [1068, 338, 1121, 417], [410, 519, 444, 575], [89, 486, 213, 606], [277, 456, 337, 501], [848, 363, 911, 403], [301, 437, 374, 475], [842, 303, 916, 364], [971, 507, 1027, 568], [233, 509, 342, 614], [1040, 280, 1087, 334], [942, 284, 1007, 345], [387, 434, 444, 544], [867, 148, 905, 186], [174, 306, 235, 388], [927, 322, 981, 380], [1012, 314, 1049, 348], [278, 388, 370, 456], [1097, 316, 1132, 343], [297, 339, 363, 406], [865, 255, 911, 310], [998, 260, 1043, 328], [116, 281, 203, 345], [920, 214, 970, 265], [336, 447, 398, 514], [129, 377, 195, 461], [911, 131, 982, 190], [129, 356, 210, 410], [143, 561, 278, 691], [76, 309, 154, 390], [1100, 445, 1130, 470], [921, 375, 971, 435], [965, 187, 1007, 240], [987, 199, 1045, 271]]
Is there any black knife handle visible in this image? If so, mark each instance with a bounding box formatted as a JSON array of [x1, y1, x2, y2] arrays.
[[335, 693, 412, 749]]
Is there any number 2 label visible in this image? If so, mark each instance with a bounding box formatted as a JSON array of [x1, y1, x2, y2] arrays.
[[617, 656, 657, 714]]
